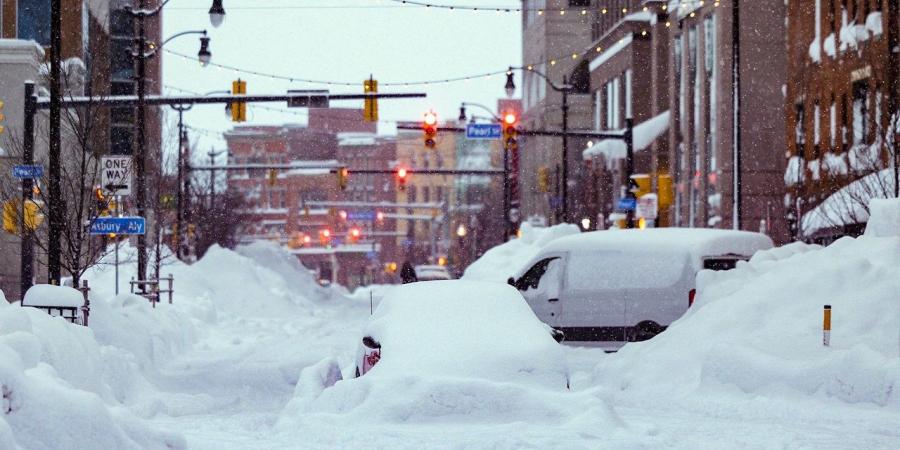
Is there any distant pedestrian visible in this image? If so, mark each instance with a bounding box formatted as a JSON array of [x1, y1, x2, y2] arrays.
[[400, 261, 417, 284]]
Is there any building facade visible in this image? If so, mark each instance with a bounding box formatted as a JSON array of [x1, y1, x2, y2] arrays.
[[787, 0, 899, 242], [576, 0, 789, 244], [519, 0, 594, 224]]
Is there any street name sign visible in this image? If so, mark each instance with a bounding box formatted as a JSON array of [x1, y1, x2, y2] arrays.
[[12, 165, 43, 179], [347, 211, 376, 221], [465, 123, 502, 140], [89, 217, 145, 235], [101, 156, 133, 195], [617, 197, 637, 211]]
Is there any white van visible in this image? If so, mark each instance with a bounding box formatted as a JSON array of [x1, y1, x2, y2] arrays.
[[507, 228, 773, 348]]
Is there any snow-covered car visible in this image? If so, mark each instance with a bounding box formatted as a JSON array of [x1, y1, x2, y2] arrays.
[[508, 228, 773, 349], [353, 280, 568, 388], [413, 264, 453, 281]]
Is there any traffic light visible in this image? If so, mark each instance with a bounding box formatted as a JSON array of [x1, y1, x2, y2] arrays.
[[423, 111, 437, 148], [94, 187, 108, 215], [0, 99, 5, 134], [376, 211, 385, 223], [337, 167, 349, 191], [319, 228, 331, 246], [3, 200, 43, 235], [537, 166, 551, 193], [396, 167, 409, 190], [348, 227, 361, 243], [502, 111, 518, 149], [231, 79, 247, 122], [363, 77, 378, 122]]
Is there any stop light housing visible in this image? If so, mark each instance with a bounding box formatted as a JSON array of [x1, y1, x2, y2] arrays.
[[423, 111, 437, 148], [363, 77, 378, 122], [231, 79, 247, 122], [0, 99, 5, 134], [502, 111, 518, 148], [337, 167, 349, 191], [537, 166, 550, 193], [396, 167, 408, 190]]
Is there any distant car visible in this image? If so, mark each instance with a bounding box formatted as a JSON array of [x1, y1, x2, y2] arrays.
[[354, 280, 568, 389], [413, 265, 453, 281], [507, 228, 773, 349]]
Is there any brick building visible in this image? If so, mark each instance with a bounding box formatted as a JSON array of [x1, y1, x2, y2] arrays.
[[224, 109, 402, 289], [786, 0, 899, 242], [578, 0, 789, 243]]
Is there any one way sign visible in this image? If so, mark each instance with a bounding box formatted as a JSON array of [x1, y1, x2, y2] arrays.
[[101, 156, 133, 196]]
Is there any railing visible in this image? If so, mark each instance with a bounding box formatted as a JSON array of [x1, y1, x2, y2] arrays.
[[22, 280, 92, 326], [130, 274, 174, 307]]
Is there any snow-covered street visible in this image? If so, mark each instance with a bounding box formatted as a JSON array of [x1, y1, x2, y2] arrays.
[[4, 203, 900, 448]]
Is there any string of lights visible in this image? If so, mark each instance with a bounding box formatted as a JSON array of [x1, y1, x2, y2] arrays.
[[164, 1, 714, 88]]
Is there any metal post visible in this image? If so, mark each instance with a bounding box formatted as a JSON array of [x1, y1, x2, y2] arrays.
[[135, 0, 149, 289], [502, 141, 510, 241], [561, 76, 570, 224], [48, 0, 62, 284], [732, 0, 742, 230], [173, 107, 186, 259], [20, 82, 36, 298], [625, 117, 636, 229], [183, 129, 192, 259], [79, 280, 90, 327], [209, 149, 216, 208], [114, 196, 120, 295]]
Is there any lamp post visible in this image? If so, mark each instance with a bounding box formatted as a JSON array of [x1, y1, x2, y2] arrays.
[[505, 67, 574, 224], [126, 0, 223, 286]]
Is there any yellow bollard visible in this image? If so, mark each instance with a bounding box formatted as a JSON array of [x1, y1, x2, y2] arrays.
[[823, 305, 832, 346]]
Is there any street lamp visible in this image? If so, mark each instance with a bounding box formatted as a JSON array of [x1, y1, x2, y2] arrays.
[[125, 0, 221, 288], [198, 36, 212, 66], [505, 66, 575, 224], [209, 0, 226, 27], [456, 224, 467, 238]]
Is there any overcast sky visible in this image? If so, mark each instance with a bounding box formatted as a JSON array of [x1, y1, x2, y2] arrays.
[[162, 0, 522, 155]]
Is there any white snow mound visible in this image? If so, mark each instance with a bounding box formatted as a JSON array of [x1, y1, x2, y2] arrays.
[[595, 230, 900, 408], [462, 222, 580, 282]]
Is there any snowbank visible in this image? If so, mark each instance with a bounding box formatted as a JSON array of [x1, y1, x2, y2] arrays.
[[0, 300, 185, 449], [593, 212, 900, 408], [278, 281, 576, 425], [462, 222, 581, 282]]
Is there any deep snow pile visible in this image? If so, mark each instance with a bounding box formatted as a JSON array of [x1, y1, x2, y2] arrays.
[[279, 281, 586, 426], [0, 240, 349, 449], [462, 222, 580, 282], [595, 201, 900, 408], [0, 290, 185, 450]]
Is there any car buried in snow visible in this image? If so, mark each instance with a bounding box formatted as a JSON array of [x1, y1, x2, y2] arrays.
[[507, 228, 773, 350], [353, 280, 569, 388]]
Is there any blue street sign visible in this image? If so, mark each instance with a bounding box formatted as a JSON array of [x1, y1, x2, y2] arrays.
[[465, 123, 502, 140], [347, 211, 376, 221], [617, 197, 637, 211], [89, 217, 146, 235], [12, 165, 44, 179]]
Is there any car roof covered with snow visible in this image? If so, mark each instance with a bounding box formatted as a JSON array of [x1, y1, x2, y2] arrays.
[[360, 280, 567, 387], [531, 228, 773, 273]]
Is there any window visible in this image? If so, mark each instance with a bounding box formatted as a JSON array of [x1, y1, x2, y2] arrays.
[[17, 0, 51, 46], [814, 101, 821, 146], [605, 78, 620, 129], [110, 8, 133, 37], [593, 91, 603, 130], [795, 103, 806, 151], [513, 257, 559, 291], [110, 126, 133, 155], [852, 80, 868, 145], [435, 186, 444, 203], [830, 98, 837, 148], [408, 185, 417, 203], [568, 0, 590, 6], [422, 186, 430, 202], [624, 70, 632, 119]]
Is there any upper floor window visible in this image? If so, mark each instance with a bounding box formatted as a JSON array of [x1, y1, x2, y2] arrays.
[[18, 0, 51, 46]]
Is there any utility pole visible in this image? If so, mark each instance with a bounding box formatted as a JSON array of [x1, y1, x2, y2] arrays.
[[732, 0, 742, 230], [888, 0, 900, 198], [134, 0, 150, 289], [48, 0, 62, 284], [172, 104, 191, 259], [20, 82, 36, 296], [561, 75, 570, 224], [624, 118, 635, 228]]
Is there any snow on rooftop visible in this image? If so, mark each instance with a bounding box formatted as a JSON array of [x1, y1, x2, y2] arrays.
[[583, 110, 670, 161], [541, 228, 772, 271]]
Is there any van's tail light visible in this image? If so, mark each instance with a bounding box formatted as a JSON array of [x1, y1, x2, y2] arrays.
[[688, 289, 697, 307]]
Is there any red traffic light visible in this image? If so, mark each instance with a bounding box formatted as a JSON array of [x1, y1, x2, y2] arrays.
[[397, 167, 408, 179], [321, 229, 331, 238], [503, 112, 517, 125], [350, 227, 361, 238], [424, 111, 437, 126]]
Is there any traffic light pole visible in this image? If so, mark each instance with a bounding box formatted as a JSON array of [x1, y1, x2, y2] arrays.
[[624, 117, 635, 229], [560, 75, 570, 224], [20, 82, 36, 298]]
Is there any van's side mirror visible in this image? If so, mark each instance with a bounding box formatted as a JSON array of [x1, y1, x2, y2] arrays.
[[507, 277, 516, 287], [362, 336, 381, 349]]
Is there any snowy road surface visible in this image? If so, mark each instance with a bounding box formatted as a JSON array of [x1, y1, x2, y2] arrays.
[[4, 234, 900, 449]]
